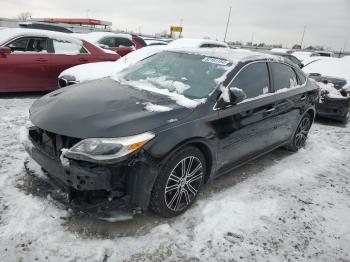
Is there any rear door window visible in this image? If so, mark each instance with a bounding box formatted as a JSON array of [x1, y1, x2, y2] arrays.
[[99, 37, 115, 47], [270, 62, 298, 91], [115, 37, 134, 47], [229, 62, 270, 99]]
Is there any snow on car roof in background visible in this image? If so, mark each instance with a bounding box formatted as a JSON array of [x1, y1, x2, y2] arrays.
[[0, 28, 81, 45], [167, 38, 229, 48], [303, 58, 350, 82], [74, 31, 132, 43]]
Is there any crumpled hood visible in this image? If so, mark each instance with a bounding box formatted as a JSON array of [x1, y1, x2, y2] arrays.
[[30, 78, 193, 138]]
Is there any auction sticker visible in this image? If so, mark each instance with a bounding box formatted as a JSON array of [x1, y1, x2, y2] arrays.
[[202, 57, 230, 65]]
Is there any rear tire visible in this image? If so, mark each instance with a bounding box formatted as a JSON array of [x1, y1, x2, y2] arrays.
[[286, 113, 312, 152], [150, 146, 206, 217]]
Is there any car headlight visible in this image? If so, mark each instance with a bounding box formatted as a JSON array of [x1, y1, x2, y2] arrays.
[[65, 132, 155, 162]]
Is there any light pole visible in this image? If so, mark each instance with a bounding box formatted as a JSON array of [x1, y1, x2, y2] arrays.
[[300, 25, 306, 49], [224, 6, 232, 42], [179, 18, 183, 38]]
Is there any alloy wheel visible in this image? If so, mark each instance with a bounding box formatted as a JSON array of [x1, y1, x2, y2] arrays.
[[164, 156, 203, 212], [294, 116, 311, 148]]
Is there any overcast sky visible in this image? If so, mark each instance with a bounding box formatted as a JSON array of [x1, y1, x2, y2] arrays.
[[0, 0, 349, 51]]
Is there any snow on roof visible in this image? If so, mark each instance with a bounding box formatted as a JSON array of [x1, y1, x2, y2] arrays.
[[303, 58, 350, 83], [270, 48, 290, 53], [0, 28, 81, 46], [168, 47, 284, 65], [74, 32, 132, 44], [167, 38, 229, 48]]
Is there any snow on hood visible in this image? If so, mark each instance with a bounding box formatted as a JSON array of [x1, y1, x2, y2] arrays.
[[30, 78, 192, 138], [316, 81, 344, 98], [0, 28, 81, 46], [303, 58, 350, 84]]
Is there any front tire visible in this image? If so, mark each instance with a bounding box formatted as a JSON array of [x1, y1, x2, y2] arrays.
[[286, 113, 312, 152], [150, 146, 206, 217], [341, 109, 350, 124]]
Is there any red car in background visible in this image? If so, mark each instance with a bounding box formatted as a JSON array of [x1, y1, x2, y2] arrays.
[[0, 28, 120, 92], [76, 32, 146, 57]]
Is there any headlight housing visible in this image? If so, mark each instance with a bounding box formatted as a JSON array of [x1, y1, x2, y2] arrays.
[[64, 132, 155, 163]]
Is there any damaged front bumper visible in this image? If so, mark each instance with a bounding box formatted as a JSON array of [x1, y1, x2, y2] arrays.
[[24, 127, 158, 215]]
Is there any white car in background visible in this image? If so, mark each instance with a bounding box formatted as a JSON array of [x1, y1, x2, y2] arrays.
[[291, 51, 315, 62], [58, 38, 229, 88]]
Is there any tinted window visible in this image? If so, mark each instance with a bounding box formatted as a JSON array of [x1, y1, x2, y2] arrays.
[[7, 37, 48, 53], [295, 68, 306, 85], [270, 62, 298, 91], [229, 62, 270, 99], [115, 37, 134, 47], [100, 37, 115, 47]]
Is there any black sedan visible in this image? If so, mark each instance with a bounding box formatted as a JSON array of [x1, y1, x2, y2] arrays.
[[25, 49, 318, 217]]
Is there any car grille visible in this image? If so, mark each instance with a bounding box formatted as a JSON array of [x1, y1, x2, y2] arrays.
[[29, 126, 81, 159]]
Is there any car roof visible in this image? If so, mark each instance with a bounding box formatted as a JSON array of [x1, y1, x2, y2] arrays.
[[74, 32, 133, 43], [168, 47, 287, 65], [167, 38, 229, 48], [0, 28, 81, 46]]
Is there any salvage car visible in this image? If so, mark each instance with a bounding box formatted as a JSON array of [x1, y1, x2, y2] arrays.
[[76, 32, 146, 57], [0, 28, 120, 92], [303, 58, 350, 123], [25, 49, 318, 218], [58, 38, 229, 88]]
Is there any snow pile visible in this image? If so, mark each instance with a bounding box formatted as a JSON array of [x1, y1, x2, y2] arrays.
[[143, 102, 173, 112]]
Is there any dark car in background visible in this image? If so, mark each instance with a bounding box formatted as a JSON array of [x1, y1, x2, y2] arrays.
[[303, 58, 350, 124], [0, 28, 120, 92], [25, 49, 318, 218]]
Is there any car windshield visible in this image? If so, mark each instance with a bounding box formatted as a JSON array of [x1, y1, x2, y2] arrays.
[[118, 51, 232, 99]]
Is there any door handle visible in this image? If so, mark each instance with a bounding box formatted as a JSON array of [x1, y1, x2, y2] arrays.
[[300, 95, 307, 101], [265, 107, 276, 113], [79, 58, 89, 62], [36, 58, 48, 62]]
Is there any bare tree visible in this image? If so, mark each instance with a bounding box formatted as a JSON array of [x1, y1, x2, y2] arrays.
[[17, 12, 32, 21]]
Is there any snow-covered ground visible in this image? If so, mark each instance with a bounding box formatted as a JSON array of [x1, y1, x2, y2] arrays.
[[0, 95, 350, 261]]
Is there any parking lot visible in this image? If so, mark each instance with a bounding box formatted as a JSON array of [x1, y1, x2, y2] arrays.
[[0, 94, 349, 261]]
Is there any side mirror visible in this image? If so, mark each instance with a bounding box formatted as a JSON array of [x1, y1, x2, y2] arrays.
[[0, 47, 11, 56], [229, 87, 246, 104], [216, 87, 247, 109]]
